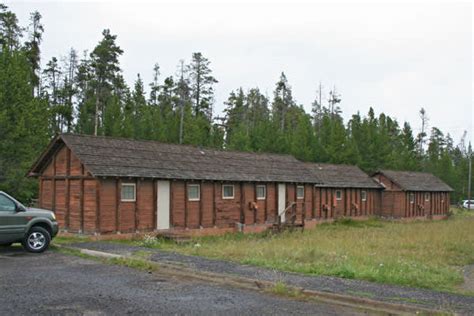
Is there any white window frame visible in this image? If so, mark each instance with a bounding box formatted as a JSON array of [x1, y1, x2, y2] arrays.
[[424, 193, 430, 202], [297, 185, 305, 199], [335, 190, 342, 201], [256, 185, 266, 200], [121, 183, 136, 202], [361, 190, 367, 202], [187, 184, 200, 201], [222, 184, 235, 199], [409, 193, 415, 204]]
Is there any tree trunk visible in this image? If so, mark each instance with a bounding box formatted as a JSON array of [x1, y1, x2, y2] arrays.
[[94, 87, 100, 136]]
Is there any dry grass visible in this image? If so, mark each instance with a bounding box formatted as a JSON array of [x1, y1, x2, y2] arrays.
[[157, 209, 474, 292]]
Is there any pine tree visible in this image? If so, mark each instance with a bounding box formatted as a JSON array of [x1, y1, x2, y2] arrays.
[[272, 72, 294, 131], [24, 11, 44, 96], [0, 5, 49, 201], [149, 62, 160, 106], [89, 29, 124, 135], [187, 52, 218, 120]]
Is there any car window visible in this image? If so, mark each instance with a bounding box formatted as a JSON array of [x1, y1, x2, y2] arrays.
[[0, 194, 16, 212]]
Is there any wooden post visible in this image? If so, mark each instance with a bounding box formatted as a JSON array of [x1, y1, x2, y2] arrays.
[[135, 179, 140, 231], [240, 183, 244, 224], [184, 181, 188, 228], [253, 183, 257, 224], [96, 179, 101, 233], [80, 178, 84, 233], [263, 184, 268, 223], [115, 178, 120, 233], [330, 189, 333, 218], [212, 182, 216, 226], [199, 181, 203, 228], [343, 189, 347, 217], [274, 183, 278, 220], [153, 179, 158, 230], [52, 155, 56, 213], [169, 180, 174, 228], [66, 148, 71, 230]]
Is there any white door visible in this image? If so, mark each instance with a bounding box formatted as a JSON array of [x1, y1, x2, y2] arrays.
[[157, 180, 170, 230], [278, 184, 286, 223]]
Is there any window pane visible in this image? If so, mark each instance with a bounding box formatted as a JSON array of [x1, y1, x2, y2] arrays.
[[297, 186, 304, 199], [256, 186, 266, 199], [336, 190, 342, 200], [188, 185, 200, 200], [121, 184, 135, 201], [361, 191, 367, 201], [223, 185, 234, 198], [0, 195, 16, 212]]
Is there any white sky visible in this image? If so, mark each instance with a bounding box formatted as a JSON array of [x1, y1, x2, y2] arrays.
[[7, 0, 474, 144]]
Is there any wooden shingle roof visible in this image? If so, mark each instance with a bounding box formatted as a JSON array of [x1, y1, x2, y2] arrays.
[[30, 134, 323, 184], [305, 163, 383, 189], [375, 170, 453, 192]]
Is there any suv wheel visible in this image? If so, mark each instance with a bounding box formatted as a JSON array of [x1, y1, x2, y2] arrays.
[[22, 227, 51, 253]]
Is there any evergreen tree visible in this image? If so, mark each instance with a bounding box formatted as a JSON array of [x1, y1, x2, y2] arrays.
[[89, 29, 124, 135], [187, 52, 218, 120], [24, 11, 43, 96], [272, 72, 295, 131], [0, 5, 49, 201]]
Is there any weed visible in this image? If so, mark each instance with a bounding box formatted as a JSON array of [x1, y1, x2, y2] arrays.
[[270, 281, 302, 298]]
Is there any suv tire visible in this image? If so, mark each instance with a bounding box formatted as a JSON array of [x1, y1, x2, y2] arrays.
[[22, 226, 51, 253]]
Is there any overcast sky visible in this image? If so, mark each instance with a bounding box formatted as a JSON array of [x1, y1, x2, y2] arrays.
[[7, 0, 473, 144]]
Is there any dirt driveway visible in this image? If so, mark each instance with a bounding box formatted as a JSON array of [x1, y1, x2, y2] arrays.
[[0, 246, 367, 315]]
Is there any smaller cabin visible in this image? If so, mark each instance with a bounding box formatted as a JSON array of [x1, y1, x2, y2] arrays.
[[372, 170, 452, 218]]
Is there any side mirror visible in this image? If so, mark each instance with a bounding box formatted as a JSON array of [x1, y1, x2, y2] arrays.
[[16, 204, 26, 212]]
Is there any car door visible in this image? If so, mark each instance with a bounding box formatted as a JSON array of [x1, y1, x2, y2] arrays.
[[0, 193, 27, 243]]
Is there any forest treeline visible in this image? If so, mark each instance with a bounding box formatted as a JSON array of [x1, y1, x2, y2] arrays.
[[0, 5, 472, 202]]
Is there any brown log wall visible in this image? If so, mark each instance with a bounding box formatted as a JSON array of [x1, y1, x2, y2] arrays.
[[38, 146, 96, 233]]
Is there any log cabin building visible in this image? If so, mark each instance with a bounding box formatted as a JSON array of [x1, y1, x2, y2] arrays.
[[28, 134, 324, 235], [372, 170, 452, 218], [27, 134, 451, 236]]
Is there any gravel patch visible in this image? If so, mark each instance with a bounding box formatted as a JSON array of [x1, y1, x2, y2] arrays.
[[70, 241, 474, 315], [0, 245, 361, 316]]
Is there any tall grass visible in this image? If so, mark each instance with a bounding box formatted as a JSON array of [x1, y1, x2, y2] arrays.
[[160, 212, 474, 292]]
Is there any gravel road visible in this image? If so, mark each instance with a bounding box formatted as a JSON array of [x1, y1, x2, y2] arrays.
[[0, 246, 366, 316], [70, 241, 474, 315]]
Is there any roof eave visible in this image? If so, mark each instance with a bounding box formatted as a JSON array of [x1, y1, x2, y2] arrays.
[[26, 134, 63, 178]]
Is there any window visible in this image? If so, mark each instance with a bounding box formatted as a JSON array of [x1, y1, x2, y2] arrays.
[[409, 193, 415, 204], [187, 184, 200, 201], [222, 184, 234, 199], [297, 186, 305, 199], [361, 191, 367, 202], [256, 185, 266, 200], [0, 194, 16, 212], [425, 193, 430, 201], [121, 183, 136, 202], [335, 190, 342, 200]]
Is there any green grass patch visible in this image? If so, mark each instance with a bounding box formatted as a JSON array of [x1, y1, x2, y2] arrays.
[[149, 212, 474, 293], [53, 245, 157, 272], [269, 281, 303, 298], [53, 235, 92, 245]]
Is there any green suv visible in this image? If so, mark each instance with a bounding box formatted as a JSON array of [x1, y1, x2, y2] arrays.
[[0, 191, 58, 253]]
